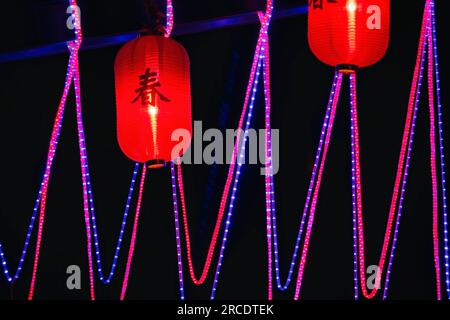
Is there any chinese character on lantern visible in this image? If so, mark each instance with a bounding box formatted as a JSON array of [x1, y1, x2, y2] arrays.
[[132, 68, 171, 106]]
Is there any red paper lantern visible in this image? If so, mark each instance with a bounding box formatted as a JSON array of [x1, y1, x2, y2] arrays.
[[115, 36, 192, 167], [308, 0, 390, 70]]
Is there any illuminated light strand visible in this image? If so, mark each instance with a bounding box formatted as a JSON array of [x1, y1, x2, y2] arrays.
[[268, 72, 340, 292], [254, 12, 274, 299], [72, 54, 96, 300], [175, 40, 264, 285], [74, 57, 140, 286], [350, 5, 444, 298], [351, 2, 445, 300], [209, 57, 263, 300], [83, 164, 139, 285], [27, 41, 82, 300], [427, 13, 442, 299], [68, 0, 142, 293], [261, 25, 273, 300], [75, 54, 142, 293], [170, 161, 185, 300], [353, 1, 429, 299], [382, 28, 427, 299], [348, 1, 432, 300], [430, 0, 450, 299], [0, 53, 73, 284], [349, 73, 372, 302], [165, 0, 174, 38], [260, 13, 343, 294], [348, 75, 360, 300], [293, 73, 343, 300], [120, 165, 147, 300], [162, 0, 185, 300], [173, 2, 273, 287]]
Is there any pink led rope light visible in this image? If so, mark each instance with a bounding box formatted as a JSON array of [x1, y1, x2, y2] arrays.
[[26, 53, 75, 300], [291, 1, 432, 300], [266, 72, 340, 295], [259, 13, 275, 299], [173, 1, 273, 288], [73, 55, 97, 300], [120, 4, 175, 301]]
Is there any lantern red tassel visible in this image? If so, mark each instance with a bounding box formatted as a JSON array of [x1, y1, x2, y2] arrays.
[[308, 0, 390, 69], [115, 35, 192, 167]]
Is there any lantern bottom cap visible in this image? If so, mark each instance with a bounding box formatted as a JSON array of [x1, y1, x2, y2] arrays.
[[336, 64, 359, 74], [148, 159, 166, 169]]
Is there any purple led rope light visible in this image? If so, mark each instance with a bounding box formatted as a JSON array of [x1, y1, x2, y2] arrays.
[[0, 51, 75, 283], [209, 57, 263, 300], [170, 161, 185, 300], [430, 0, 450, 299], [382, 18, 429, 299], [268, 72, 339, 291]]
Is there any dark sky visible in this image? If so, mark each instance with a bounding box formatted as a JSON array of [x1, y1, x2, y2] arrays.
[[0, 1, 449, 300]]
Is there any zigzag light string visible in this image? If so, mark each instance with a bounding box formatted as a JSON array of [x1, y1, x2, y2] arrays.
[[0, 49, 74, 286], [427, 18, 442, 298], [27, 0, 85, 300], [120, 166, 147, 300], [170, 161, 185, 300], [77, 0, 177, 290], [73, 0, 178, 299], [1, 0, 447, 301], [301, 0, 446, 301], [293, 74, 342, 300], [261, 0, 447, 301], [351, 0, 444, 300], [260, 22, 345, 299], [170, 1, 273, 298], [267, 72, 340, 292], [209, 57, 264, 300], [430, 0, 450, 299], [381, 1, 431, 299]]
